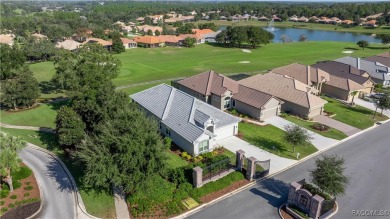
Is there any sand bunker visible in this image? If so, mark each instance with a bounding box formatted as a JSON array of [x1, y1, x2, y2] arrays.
[[239, 61, 250, 64], [241, 49, 252, 53], [342, 51, 354, 54]]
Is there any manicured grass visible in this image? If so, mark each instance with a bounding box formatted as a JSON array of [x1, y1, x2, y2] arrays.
[[323, 97, 388, 129], [119, 81, 171, 95], [166, 152, 189, 169], [30, 43, 388, 88], [0, 128, 115, 218], [197, 20, 390, 34], [0, 101, 68, 128], [238, 122, 318, 160], [283, 115, 348, 140], [113, 42, 388, 86], [29, 61, 56, 83]]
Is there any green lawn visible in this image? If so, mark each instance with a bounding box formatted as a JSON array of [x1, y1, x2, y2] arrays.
[[30, 61, 56, 83], [283, 115, 348, 140], [238, 122, 318, 160], [0, 128, 115, 218], [0, 101, 67, 128], [197, 20, 390, 35], [323, 97, 388, 129], [166, 152, 189, 169]]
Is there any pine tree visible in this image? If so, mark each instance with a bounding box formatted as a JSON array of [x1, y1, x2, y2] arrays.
[[111, 31, 125, 54]]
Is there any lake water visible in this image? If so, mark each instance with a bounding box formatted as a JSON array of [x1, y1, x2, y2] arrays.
[[219, 26, 382, 43]]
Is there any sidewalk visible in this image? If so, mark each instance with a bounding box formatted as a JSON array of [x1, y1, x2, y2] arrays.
[[0, 122, 54, 133], [217, 136, 297, 175], [265, 116, 338, 151]]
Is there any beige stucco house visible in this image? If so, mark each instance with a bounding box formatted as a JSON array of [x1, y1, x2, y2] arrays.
[[240, 73, 327, 119], [174, 70, 283, 121]]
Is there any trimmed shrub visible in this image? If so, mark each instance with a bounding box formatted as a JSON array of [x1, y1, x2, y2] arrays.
[[10, 195, 17, 200], [8, 203, 15, 209], [0, 201, 4, 206], [24, 185, 33, 191], [24, 193, 30, 198], [311, 123, 330, 131], [2, 183, 10, 191], [0, 190, 10, 199], [13, 167, 32, 180], [1, 207, 8, 214]]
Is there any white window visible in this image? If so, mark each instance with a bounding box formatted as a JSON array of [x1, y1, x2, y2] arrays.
[[198, 140, 209, 153]]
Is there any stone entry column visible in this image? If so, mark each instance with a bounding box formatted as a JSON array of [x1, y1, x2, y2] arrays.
[[192, 167, 203, 188], [309, 195, 324, 219], [236, 150, 245, 171], [246, 156, 257, 181]]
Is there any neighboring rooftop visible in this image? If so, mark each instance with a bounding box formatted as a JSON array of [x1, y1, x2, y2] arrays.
[[335, 56, 390, 81], [313, 61, 373, 85], [177, 70, 239, 96], [130, 84, 240, 143], [232, 85, 281, 109], [239, 72, 327, 108], [271, 63, 330, 86], [364, 52, 390, 67], [0, 34, 14, 45], [83, 38, 112, 47], [56, 39, 81, 51]]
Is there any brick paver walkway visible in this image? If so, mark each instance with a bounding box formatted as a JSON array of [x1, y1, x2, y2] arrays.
[[313, 115, 361, 136]]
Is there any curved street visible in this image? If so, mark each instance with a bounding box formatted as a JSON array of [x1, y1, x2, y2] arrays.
[[187, 122, 390, 219], [19, 145, 76, 219]]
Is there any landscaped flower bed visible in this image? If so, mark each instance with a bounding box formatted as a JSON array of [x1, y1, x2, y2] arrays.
[[0, 164, 40, 217]]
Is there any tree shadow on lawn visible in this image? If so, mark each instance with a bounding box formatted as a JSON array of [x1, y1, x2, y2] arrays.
[[244, 135, 294, 158], [39, 81, 58, 95], [343, 47, 359, 51], [37, 131, 60, 151], [249, 178, 289, 208]]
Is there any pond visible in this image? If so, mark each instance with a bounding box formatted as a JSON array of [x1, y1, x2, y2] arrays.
[[219, 26, 382, 43]]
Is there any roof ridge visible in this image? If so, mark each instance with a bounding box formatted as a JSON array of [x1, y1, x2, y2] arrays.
[[162, 86, 175, 120], [205, 70, 214, 95], [238, 84, 272, 98], [188, 97, 197, 124]]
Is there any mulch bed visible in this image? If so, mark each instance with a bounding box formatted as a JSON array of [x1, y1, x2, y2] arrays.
[[199, 179, 250, 203], [1, 104, 40, 113], [1, 163, 40, 216], [280, 205, 295, 219]]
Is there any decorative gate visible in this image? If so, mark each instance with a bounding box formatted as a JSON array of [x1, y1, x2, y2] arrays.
[[253, 159, 270, 179]]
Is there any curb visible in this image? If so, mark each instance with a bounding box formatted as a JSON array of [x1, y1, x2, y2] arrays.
[[172, 120, 388, 219], [26, 169, 44, 219], [26, 144, 101, 219], [278, 202, 338, 219]]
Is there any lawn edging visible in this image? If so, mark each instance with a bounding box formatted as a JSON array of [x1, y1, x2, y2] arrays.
[[278, 201, 338, 219], [25, 143, 101, 219], [25, 174, 43, 219], [173, 119, 389, 219]]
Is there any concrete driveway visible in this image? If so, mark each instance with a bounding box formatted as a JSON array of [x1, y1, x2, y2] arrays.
[[265, 116, 338, 151], [19, 146, 76, 219], [313, 115, 361, 136], [217, 137, 297, 175], [354, 98, 390, 117]]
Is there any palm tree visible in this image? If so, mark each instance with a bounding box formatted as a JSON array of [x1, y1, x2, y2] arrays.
[[349, 91, 359, 106], [0, 133, 26, 192]]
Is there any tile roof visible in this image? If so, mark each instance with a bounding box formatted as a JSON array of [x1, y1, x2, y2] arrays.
[[0, 34, 14, 45], [364, 54, 390, 68], [326, 74, 364, 91], [271, 63, 330, 85], [137, 25, 163, 33], [120, 37, 136, 44], [313, 61, 373, 85], [177, 70, 239, 96], [56, 39, 81, 51], [239, 73, 327, 109], [335, 56, 390, 81], [192, 29, 214, 35], [83, 38, 112, 46], [232, 85, 278, 109], [31, 33, 48, 39], [130, 84, 240, 143], [134, 36, 161, 44]]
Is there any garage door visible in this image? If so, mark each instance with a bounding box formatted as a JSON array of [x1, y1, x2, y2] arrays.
[[261, 107, 278, 120]]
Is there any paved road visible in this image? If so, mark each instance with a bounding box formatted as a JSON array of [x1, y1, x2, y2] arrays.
[[187, 122, 390, 219], [19, 146, 76, 219]]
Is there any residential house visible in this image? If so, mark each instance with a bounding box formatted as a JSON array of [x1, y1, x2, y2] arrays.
[[122, 25, 136, 34], [120, 38, 137, 49], [130, 84, 241, 156], [134, 36, 162, 48], [240, 73, 327, 119], [0, 34, 14, 46], [56, 39, 81, 51], [174, 71, 284, 121], [202, 30, 221, 43], [313, 61, 375, 97], [362, 20, 377, 27], [137, 25, 163, 35], [342, 20, 354, 25], [298, 16, 309, 22], [157, 35, 181, 47], [220, 16, 227, 20], [272, 15, 282, 22], [83, 38, 112, 49], [289, 15, 299, 22], [308, 16, 319, 22], [335, 56, 390, 87], [272, 63, 363, 102], [258, 16, 269, 21], [364, 52, 390, 68]]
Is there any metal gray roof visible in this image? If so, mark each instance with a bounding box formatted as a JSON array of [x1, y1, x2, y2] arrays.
[[130, 84, 240, 143], [335, 56, 390, 81]]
